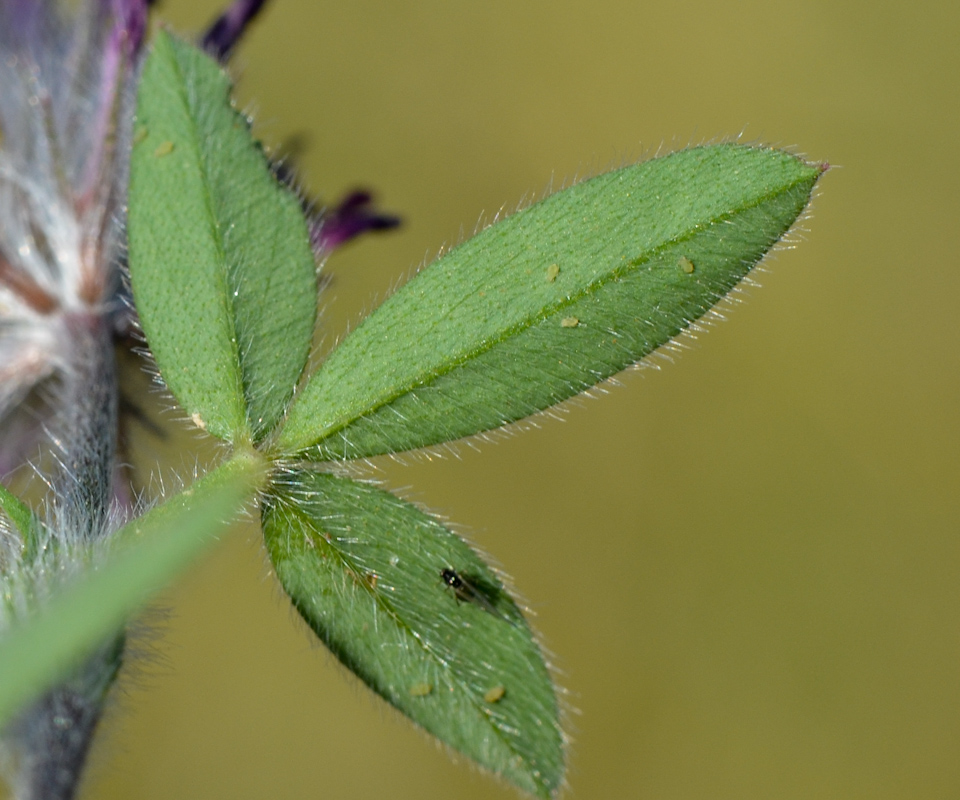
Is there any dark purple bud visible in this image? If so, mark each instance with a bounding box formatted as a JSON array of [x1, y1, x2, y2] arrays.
[[311, 191, 401, 255], [202, 0, 269, 61]]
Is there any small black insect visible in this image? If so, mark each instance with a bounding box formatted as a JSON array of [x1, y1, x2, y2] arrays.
[[440, 567, 468, 595], [440, 567, 519, 626]]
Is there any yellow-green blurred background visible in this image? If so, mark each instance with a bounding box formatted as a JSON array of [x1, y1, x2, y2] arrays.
[[75, 1, 960, 798]]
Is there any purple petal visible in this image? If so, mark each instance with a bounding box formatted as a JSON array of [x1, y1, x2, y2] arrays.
[[78, 0, 149, 201], [201, 0, 269, 61], [310, 191, 401, 255], [111, 0, 149, 55]]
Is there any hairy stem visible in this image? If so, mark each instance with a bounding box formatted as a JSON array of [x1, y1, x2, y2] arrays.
[[55, 313, 118, 541], [3, 313, 123, 800], [5, 637, 123, 800]]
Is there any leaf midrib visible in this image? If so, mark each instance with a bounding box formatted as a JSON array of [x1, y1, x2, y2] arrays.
[[168, 38, 246, 438]]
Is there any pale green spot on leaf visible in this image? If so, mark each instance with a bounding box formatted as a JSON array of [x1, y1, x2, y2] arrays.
[[484, 685, 506, 704]]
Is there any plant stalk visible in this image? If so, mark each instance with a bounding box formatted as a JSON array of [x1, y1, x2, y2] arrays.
[[4, 311, 123, 800]]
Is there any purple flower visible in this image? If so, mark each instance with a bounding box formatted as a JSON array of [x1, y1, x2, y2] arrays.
[[310, 190, 401, 255], [202, 0, 269, 60]]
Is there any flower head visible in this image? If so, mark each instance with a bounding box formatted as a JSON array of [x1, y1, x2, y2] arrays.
[[0, 0, 148, 475]]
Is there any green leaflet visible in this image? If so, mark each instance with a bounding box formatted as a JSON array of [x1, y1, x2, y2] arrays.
[[278, 144, 822, 460], [263, 470, 564, 797], [128, 31, 317, 444], [0, 452, 266, 725]]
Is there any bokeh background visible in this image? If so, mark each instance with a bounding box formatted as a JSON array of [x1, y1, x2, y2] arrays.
[[62, 1, 960, 798]]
